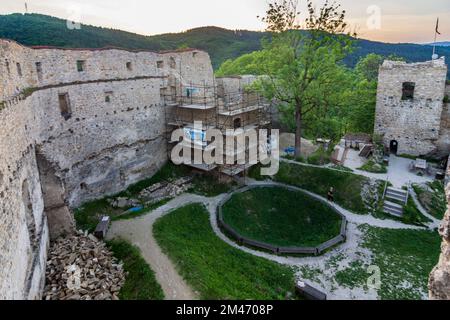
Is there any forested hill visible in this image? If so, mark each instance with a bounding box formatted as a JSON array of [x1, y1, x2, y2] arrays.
[[1, 13, 450, 71]]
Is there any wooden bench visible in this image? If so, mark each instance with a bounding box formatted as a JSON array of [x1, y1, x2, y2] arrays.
[[295, 282, 327, 300], [94, 216, 111, 239]]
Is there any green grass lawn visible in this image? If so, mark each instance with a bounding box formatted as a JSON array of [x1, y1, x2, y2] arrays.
[[189, 174, 237, 197], [153, 203, 297, 300], [361, 225, 441, 300], [271, 162, 380, 214], [222, 187, 342, 247], [112, 198, 173, 221], [413, 181, 447, 220], [74, 197, 171, 232], [107, 239, 164, 300]]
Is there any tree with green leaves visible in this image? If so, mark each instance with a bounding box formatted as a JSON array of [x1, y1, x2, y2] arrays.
[[257, 0, 355, 157], [342, 53, 405, 133], [355, 53, 405, 82]]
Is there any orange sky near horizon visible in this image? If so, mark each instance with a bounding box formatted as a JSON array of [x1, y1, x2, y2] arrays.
[[0, 0, 449, 44]]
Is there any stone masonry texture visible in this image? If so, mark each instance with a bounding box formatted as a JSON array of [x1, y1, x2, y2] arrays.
[[0, 39, 214, 299], [374, 58, 448, 157]]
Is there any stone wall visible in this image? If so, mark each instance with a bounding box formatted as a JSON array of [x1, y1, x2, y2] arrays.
[[429, 182, 450, 299], [0, 39, 214, 299], [374, 58, 448, 156]]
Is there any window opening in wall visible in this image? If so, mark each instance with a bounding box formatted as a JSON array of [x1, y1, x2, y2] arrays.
[[16, 62, 22, 77], [402, 82, 415, 101], [126, 62, 132, 71], [58, 93, 72, 120], [186, 88, 196, 99], [157, 61, 164, 68], [169, 57, 176, 69], [105, 91, 113, 103], [35, 62, 43, 81], [76, 60, 86, 72], [5, 60, 10, 74]]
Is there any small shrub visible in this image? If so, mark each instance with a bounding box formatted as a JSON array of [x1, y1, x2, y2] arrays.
[[358, 159, 388, 174]]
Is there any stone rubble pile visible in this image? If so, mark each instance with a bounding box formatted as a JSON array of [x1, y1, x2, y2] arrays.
[[108, 197, 141, 209], [43, 231, 126, 300], [361, 179, 383, 214], [108, 177, 193, 209]]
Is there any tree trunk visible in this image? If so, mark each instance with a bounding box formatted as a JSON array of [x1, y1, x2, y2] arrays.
[[295, 107, 302, 158]]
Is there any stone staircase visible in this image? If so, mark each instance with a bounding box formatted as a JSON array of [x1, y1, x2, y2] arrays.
[[383, 187, 409, 218]]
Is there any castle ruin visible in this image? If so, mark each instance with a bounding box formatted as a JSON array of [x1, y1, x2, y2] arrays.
[[374, 57, 450, 157], [0, 39, 234, 299]]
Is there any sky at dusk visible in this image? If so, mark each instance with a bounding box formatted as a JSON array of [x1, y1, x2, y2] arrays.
[[0, 0, 449, 44]]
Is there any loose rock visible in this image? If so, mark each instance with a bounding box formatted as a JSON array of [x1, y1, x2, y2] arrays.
[[43, 231, 126, 300]]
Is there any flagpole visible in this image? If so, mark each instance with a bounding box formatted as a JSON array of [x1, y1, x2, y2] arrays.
[[433, 31, 437, 57], [433, 17, 440, 59]]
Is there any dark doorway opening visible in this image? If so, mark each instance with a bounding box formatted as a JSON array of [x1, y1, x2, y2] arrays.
[[390, 140, 398, 155], [234, 118, 242, 129]]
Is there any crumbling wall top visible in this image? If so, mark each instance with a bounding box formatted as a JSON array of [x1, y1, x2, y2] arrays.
[[381, 57, 447, 70]]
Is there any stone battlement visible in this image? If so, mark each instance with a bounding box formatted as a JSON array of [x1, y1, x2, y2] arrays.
[[380, 57, 446, 70]]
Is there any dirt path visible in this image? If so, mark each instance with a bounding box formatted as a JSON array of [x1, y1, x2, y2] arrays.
[[106, 178, 429, 301], [106, 194, 215, 300]]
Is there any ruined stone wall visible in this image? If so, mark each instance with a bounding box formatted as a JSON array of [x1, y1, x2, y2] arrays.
[[429, 182, 450, 299], [374, 58, 448, 156], [0, 39, 214, 299]]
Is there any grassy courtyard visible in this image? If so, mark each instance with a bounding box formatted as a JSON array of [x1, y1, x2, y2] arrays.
[[222, 187, 342, 247], [259, 162, 382, 215], [362, 225, 441, 300], [413, 181, 447, 220], [107, 239, 164, 300], [153, 203, 297, 300], [74, 162, 236, 232], [297, 225, 441, 300]]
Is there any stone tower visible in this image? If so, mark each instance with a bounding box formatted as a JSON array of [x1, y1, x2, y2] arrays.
[[374, 58, 448, 157]]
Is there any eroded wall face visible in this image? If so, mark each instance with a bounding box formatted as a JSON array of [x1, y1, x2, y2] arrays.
[[0, 97, 48, 300], [374, 59, 447, 156], [0, 40, 215, 299], [429, 184, 450, 300]]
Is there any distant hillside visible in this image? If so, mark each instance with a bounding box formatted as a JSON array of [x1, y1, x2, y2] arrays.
[[1, 13, 449, 74], [425, 42, 450, 47]]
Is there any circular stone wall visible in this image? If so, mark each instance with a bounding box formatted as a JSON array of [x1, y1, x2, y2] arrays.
[[217, 184, 347, 255]]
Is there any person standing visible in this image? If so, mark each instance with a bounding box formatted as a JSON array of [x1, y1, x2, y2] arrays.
[[327, 187, 334, 202]]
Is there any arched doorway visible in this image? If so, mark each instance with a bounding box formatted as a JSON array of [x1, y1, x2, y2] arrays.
[[390, 140, 398, 155]]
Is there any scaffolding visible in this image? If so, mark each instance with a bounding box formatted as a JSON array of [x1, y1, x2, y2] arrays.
[[163, 74, 273, 178]]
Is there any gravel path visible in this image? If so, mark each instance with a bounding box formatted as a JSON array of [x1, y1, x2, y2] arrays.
[[409, 188, 441, 229], [106, 194, 215, 300], [105, 176, 429, 300]]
